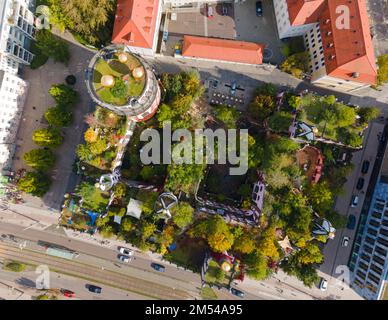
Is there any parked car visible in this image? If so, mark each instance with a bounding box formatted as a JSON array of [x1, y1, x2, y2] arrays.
[[151, 263, 165, 272], [87, 285, 102, 294], [61, 289, 75, 298], [319, 278, 328, 291], [207, 5, 214, 18], [256, 1, 263, 17], [118, 254, 132, 263], [351, 195, 359, 208], [347, 214, 356, 230], [342, 236, 350, 247], [356, 177, 365, 190], [222, 3, 228, 16], [230, 287, 245, 298], [118, 247, 133, 256], [361, 160, 370, 174]]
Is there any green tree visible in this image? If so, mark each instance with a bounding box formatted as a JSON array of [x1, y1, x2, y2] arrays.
[[249, 95, 276, 121], [257, 228, 280, 261], [244, 250, 269, 280], [157, 104, 175, 123], [47, 0, 115, 45], [76, 144, 92, 161], [171, 202, 194, 229], [256, 83, 277, 97], [165, 163, 205, 193], [4, 261, 26, 272], [18, 171, 51, 197], [269, 111, 293, 133], [280, 52, 309, 79], [32, 128, 63, 148], [23, 149, 55, 171], [357, 106, 381, 125], [89, 139, 107, 156], [213, 105, 240, 129], [288, 95, 302, 109], [35, 30, 70, 63], [233, 232, 256, 254], [113, 183, 127, 199], [335, 104, 357, 128], [49, 84, 78, 106], [120, 217, 133, 233], [377, 54, 388, 85], [206, 215, 234, 252], [141, 221, 156, 239], [307, 181, 334, 214], [44, 106, 72, 127]]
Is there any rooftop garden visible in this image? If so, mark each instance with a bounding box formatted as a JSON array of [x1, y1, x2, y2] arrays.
[[92, 52, 146, 106]]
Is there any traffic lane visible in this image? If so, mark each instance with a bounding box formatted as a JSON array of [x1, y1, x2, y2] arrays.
[[0, 269, 150, 300], [0, 222, 200, 285], [0, 243, 191, 300]]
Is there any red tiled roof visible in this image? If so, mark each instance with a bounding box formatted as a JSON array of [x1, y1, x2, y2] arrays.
[[287, 0, 377, 85], [112, 0, 159, 49], [182, 36, 264, 65], [287, 0, 326, 26], [319, 0, 377, 85]]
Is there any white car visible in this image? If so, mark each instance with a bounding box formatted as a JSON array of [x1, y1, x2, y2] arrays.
[[342, 236, 350, 247], [319, 278, 328, 291], [119, 247, 133, 256], [118, 255, 132, 263]]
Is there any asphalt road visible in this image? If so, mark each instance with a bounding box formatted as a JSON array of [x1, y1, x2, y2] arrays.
[[0, 269, 150, 300]]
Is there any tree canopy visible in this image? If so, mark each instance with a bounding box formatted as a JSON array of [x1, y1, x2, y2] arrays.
[[18, 171, 51, 197], [23, 148, 55, 171], [171, 202, 194, 229], [32, 127, 63, 148], [35, 29, 70, 64]]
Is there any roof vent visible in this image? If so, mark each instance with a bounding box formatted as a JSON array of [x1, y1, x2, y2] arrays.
[[352, 72, 360, 78]]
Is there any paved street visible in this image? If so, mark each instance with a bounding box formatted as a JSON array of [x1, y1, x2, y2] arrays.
[[0, 269, 150, 300]]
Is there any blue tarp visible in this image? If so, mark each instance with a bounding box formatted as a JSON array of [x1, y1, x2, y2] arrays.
[[168, 243, 177, 252], [87, 211, 99, 226]]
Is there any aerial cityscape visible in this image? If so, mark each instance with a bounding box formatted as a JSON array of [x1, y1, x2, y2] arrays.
[[0, 0, 387, 303]]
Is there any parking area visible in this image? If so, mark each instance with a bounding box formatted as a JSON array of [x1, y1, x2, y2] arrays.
[[161, 1, 284, 64], [166, 3, 236, 39]]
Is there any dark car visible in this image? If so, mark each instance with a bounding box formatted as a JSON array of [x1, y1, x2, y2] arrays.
[[230, 288, 245, 298], [222, 3, 228, 16], [151, 263, 165, 272], [361, 160, 370, 174], [356, 177, 365, 190], [87, 285, 102, 294], [347, 215, 356, 230], [256, 1, 263, 17]]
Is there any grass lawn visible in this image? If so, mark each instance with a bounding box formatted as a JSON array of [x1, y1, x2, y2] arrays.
[[93, 53, 145, 106], [201, 286, 218, 300]]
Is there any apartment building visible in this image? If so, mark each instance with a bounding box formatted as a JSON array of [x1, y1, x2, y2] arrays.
[[273, 0, 377, 93], [350, 144, 388, 300], [0, 0, 34, 174]]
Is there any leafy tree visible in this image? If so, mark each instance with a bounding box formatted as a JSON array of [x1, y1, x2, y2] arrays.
[[296, 243, 324, 265], [256, 83, 277, 97], [18, 171, 51, 197], [49, 84, 78, 106], [76, 144, 92, 161], [335, 104, 357, 128], [244, 250, 269, 280], [23, 148, 55, 171], [213, 105, 240, 129], [282, 257, 320, 288], [137, 191, 158, 216], [32, 127, 62, 148], [157, 104, 175, 123], [182, 70, 204, 99], [165, 163, 205, 193], [89, 139, 107, 156], [120, 217, 133, 233], [307, 181, 334, 214], [84, 128, 98, 143], [288, 95, 302, 109], [139, 166, 155, 181], [249, 95, 276, 121], [206, 215, 234, 252], [377, 54, 388, 85], [4, 261, 26, 272], [159, 225, 175, 248], [357, 106, 380, 125], [238, 184, 251, 198], [171, 94, 194, 114], [47, 0, 115, 46], [258, 228, 280, 261], [35, 30, 70, 63], [171, 202, 194, 229], [325, 210, 347, 229], [280, 51, 310, 79], [233, 232, 256, 254], [76, 181, 109, 212], [44, 106, 72, 127], [100, 225, 114, 238], [141, 221, 157, 240], [111, 78, 127, 99], [269, 111, 293, 133], [113, 183, 126, 199]]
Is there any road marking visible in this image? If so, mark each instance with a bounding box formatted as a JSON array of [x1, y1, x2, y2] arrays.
[[204, 14, 208, 37]]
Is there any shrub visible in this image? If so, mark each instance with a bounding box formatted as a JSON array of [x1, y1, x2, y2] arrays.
[[4, 261, 26, 272], [111, 78, 127, 99]]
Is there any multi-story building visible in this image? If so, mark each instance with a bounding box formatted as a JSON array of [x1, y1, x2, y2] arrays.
[[0, 0, 34, 174], [0, 70, 28, 173], [350, 142, 388, 300], [0, 0, 35, 74], [273, 0, 377, 93]]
